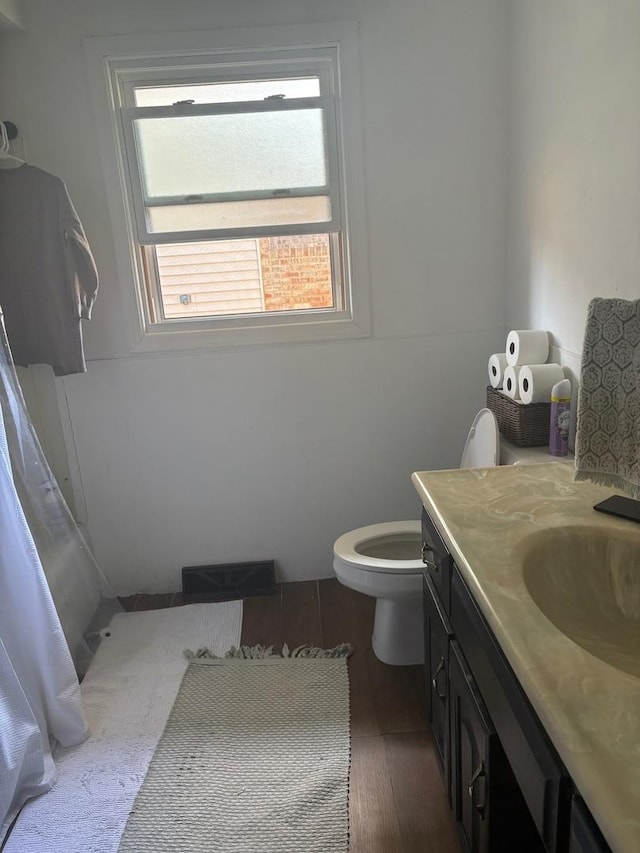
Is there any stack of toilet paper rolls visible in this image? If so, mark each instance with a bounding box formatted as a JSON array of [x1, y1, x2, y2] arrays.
[[488, 330, 564, 404]]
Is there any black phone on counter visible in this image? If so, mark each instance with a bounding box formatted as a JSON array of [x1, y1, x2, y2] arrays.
[[593, 494, 640, 524]]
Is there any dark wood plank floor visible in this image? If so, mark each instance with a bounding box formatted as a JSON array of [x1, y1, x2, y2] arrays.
[[122, 579, 459, 853]]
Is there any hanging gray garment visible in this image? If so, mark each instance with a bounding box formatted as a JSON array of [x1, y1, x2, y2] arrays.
[[0, 165, 98, 376]]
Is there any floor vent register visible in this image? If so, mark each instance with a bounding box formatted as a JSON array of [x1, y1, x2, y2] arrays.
[[181, 560, 276, 602]]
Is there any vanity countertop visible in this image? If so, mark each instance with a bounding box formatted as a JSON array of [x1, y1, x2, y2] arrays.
[[411, 462, 640, 853]]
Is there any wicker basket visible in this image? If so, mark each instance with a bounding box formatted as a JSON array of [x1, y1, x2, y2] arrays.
[[486, 386, 550, 447]]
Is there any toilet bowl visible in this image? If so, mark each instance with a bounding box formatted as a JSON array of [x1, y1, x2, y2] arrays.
[[333, 409, 499, 666], [333, 521, 424, 665]]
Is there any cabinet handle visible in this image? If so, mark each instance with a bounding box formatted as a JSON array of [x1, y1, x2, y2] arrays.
[[422, 543, 438, 571], [467, 761, 486, 819], [431, 656, 446, 700]]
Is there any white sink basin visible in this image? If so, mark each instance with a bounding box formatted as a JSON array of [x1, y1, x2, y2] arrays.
[[519, 525, 640, 678]]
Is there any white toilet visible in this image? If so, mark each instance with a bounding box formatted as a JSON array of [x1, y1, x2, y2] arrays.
[[333, 409, 500, 666]]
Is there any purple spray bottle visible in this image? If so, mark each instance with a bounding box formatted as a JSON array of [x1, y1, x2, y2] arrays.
[[549, 378, 571, 457]]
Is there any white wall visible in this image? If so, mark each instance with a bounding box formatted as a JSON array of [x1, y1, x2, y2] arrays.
[[507, 0, 640, 378], [0, 0, 22, 30], [0, 0, 508, 593]]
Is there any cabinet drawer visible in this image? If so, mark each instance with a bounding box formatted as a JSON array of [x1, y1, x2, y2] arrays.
[[421, 507, 453, 613], [451, 567, 571, 852]]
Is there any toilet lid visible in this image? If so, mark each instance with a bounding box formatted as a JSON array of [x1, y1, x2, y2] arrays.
[[459, 408, 500, 468]]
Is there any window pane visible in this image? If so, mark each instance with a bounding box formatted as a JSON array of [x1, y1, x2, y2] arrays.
[[134, 109, 327, 199], [154, 235, 334, 319], [147, 196, 331, 233], [157, 239, 264, 317], [134, 78, 321, 107]]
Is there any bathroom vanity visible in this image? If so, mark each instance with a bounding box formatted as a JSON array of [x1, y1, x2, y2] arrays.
[[412, 463, 640, 853]]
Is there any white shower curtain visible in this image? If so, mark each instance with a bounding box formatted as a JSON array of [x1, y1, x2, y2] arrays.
[[0, 327, 121, 675], [0, 402, 88, 841]]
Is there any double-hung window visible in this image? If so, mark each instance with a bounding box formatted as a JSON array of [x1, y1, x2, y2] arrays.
[[85, 25, 369, 350]]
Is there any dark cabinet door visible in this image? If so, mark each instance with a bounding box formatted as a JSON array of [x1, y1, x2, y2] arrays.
[[569, 796, 611, 853], [449, 640, 546, 853], [451, 566, 570, 851], [423, 572, 454, 788], [449, 640, 494, 853]]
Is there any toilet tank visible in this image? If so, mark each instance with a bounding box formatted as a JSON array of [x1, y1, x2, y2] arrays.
[[499, 437, 574, 466]]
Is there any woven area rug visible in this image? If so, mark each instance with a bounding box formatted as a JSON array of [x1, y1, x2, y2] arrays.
[[118, 646, 352, 853]]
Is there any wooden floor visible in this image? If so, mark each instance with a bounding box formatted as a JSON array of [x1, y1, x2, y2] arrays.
[[122, 580, 460, 853]]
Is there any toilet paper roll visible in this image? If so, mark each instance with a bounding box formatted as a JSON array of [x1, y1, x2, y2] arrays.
[[518, 363, 565, 404], [505, 330, 550, 366], [502, 365, 522, 399], [488, 353, 508, 389]]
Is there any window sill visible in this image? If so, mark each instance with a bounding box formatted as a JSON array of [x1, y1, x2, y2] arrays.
[[129, 313, 370, 355]]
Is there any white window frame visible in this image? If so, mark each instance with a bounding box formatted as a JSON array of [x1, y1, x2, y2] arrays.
[[84, 24, 370, 353]]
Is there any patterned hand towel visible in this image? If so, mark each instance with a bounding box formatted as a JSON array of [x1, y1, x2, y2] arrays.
[[574, 297, 640, 498]]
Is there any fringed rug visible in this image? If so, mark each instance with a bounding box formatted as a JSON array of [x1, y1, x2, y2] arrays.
[[118, 644, 352, 853]]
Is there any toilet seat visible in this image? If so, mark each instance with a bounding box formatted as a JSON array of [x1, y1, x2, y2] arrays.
[[333, 410, 499, 579], [333, 521, 423, 573]]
